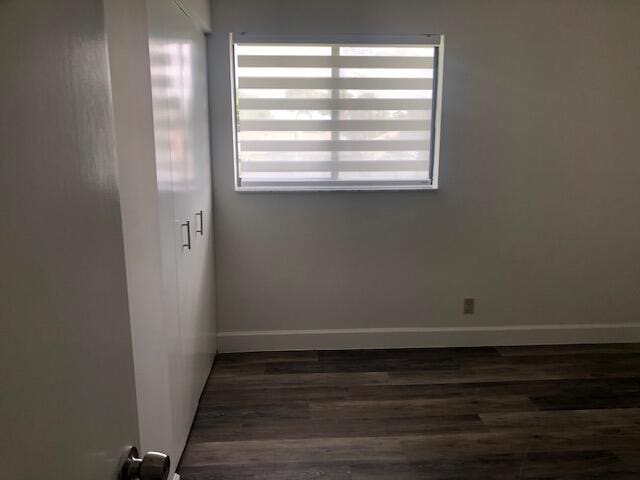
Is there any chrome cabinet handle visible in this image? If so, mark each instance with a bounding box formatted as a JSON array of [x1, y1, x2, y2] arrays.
[[182, 221, 191, 250], [195, 210, 203, 235]]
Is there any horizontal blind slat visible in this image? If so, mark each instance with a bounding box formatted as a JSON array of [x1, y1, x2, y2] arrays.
[[237, 55, 434, 69], [240, 140, 428, 151], [238, 98, 432, 110], [240, 151, 429, 161], [240, 160, 429, 172], [238, 119, 430, 131], [238, 77, 432, 90]]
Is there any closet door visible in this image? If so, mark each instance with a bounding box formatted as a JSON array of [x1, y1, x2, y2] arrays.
[[146, 0, 216, 462], [163, 0, 216, 418], [147, 0, 191, 460], [183, 11, 217, 407]]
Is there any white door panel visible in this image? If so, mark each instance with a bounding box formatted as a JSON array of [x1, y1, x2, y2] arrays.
[[146, 0, 216, 464], [180, 11, 216, 411], [147, 1, 191, 465], [0, 1, 139, 478], [147, 0, 193, 460], [167, 0, 216, 419]]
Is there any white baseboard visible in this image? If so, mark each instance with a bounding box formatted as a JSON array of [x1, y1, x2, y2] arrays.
[[217, 323, 640, 353]]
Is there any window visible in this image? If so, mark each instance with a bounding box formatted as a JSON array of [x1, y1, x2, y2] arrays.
[[231, 34, 444, 191]]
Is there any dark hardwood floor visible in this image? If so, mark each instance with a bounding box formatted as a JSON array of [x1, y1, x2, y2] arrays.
[[178, 345, 640, 479]]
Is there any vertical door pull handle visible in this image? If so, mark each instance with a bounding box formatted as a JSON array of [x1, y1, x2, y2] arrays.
[[196, 210, 203, 235], [182, 221, 191, 250]]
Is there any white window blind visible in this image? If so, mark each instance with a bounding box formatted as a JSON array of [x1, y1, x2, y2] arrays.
[[231, 35, 443, 191]]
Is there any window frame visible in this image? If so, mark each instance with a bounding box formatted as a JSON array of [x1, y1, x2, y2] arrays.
[[230, 33, 445, 192]]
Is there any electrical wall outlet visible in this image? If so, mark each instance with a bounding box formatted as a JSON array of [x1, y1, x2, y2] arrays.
[[463, 298, 475, 314]]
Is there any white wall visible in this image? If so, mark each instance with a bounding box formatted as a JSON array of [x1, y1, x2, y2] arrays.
[[208, 0, 640, 351]]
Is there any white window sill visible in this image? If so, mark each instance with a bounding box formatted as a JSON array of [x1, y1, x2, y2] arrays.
[[234, 184, 439, 192]]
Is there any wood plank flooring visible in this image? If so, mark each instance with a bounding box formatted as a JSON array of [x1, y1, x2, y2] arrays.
[[178, 345, 640, 479]]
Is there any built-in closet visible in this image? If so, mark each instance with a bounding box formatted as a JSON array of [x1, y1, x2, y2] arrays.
[[105, 0, 216, 476], [146, 0, 217, 467]]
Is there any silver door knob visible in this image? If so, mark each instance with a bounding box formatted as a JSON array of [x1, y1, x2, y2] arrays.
[[121, 446, 170, 480]]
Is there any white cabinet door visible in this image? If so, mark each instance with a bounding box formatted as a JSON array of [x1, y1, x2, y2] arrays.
[[177, 5, 217, 414], [147, 0, 192, 466], [146, 0, 216, 462]]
